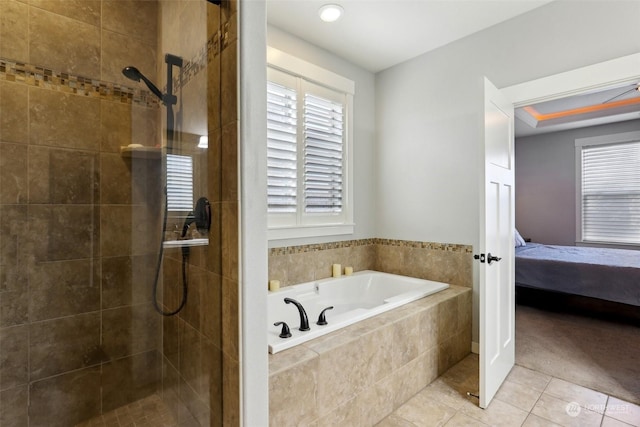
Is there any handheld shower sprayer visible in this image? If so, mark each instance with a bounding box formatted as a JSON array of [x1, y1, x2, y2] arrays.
[[122, 66, 164, 102], [121, 53, 182, 106], [122, 54, 183, 153], [124, 54, 190, 317]]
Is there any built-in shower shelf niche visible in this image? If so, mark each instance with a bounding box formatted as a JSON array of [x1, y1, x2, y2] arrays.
[[120, 145, 162, 159], [162, 238, 209, 249]]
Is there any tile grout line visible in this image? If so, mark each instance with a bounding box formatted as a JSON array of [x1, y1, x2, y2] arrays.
[[599, 395, 609, 427], [381, 354, 639, 427], [534, 373, 619, 426], [522, 382, 546, 426]]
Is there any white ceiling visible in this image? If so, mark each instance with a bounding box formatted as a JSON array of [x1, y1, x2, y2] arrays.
[[266, 0, 554, 73]]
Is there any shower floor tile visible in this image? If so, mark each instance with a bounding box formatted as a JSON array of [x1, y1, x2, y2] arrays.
[[75, 394, 178, 427]]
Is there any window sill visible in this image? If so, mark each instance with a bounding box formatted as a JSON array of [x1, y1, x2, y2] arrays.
[[268, 224, 354, 241]]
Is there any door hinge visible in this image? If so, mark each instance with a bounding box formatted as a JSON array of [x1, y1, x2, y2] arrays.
[[473, 253, 486, 263]]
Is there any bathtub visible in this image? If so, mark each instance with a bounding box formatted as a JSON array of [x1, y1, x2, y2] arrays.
[[268, 270, 449, 353]]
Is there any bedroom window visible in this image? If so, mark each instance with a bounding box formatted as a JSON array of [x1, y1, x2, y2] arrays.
[[576, 131, 640, 246], [267, 47, 354, 240]]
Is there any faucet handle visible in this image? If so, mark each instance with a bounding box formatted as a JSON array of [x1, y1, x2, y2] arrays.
[[317, 306, 334, 325], [274, 321, 292, 338]]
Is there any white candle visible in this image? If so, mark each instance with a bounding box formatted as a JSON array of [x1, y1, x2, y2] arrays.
[[344, 266, 353, 276], [332, 263, 342, 277], [269, 280, 280, 291]]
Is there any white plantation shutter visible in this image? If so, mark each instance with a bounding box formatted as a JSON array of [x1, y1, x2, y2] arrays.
[[581, 141, 640, 244], [267, 80, 298, 213], [304, 92, 344, 213], [166, 154, 194, 211], [266, 50, 354, 239]]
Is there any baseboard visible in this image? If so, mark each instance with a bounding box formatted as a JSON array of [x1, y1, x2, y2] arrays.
[[471, 341, 479, 354]]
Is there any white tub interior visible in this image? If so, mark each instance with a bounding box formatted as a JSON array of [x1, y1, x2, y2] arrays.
[[268, 270, 449, 353]]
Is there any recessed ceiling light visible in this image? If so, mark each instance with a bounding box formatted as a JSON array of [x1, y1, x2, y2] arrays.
[[319, 4, 343, 22]]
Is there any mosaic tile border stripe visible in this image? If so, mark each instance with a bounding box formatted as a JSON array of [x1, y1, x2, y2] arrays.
[[269, 238, 472, 256], [0, 27, 222, 109], [171, 29, 222, 93], [0, 57, 160, 108], [269, 239, 377, 256], [376, 238, 472, 253]]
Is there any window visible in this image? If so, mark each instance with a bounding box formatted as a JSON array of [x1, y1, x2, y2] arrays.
[[267, 47, 354, 240], [576, 131, 640, 246], [166, 154, 194, 212]]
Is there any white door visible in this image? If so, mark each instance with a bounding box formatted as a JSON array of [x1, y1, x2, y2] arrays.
[[479, 78, 515, 409]]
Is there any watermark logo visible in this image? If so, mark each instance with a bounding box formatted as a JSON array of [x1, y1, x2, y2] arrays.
[[565, 401, 581, 417], [606, 403, 630, 415], [564, 400, 631, 418]]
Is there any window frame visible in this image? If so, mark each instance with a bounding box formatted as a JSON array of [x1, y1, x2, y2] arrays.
[[575, 130, 640, 248], [267, 47, 354, 241]]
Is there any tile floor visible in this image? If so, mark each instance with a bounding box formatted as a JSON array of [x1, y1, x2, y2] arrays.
[[75, 352, 640, 427], [377, 353, 640, 427], [76, 354, 640, 427], [74, 394, 177, 427]]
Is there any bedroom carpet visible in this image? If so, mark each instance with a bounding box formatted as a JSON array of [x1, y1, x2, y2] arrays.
[[516, 304, 640, 406]]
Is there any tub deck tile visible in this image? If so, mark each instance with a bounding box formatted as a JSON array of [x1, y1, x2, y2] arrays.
[[268, 286, 473, 426], [269, 355, 320, 426], [314, 326, 394, 416], [304, 328, 359, 355], [269, 345, 318, 376]]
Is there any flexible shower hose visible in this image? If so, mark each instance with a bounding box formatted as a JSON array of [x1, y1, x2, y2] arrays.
[[151, 188, 189, 316]]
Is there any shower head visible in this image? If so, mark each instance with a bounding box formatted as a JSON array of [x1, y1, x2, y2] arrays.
[[121, 66, 164, 103], [122, 66, 142, 82]]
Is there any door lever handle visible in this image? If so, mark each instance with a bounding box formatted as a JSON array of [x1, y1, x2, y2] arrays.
[[487, 253, 502, 265]]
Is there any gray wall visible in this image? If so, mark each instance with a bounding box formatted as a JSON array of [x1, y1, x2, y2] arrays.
[[375, 0, 640, 344], [375, 0, 640, 247], [515, 119, 640, 246]]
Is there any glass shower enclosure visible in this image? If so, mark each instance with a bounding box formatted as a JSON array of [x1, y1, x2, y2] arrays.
[[0, 0, 237, 425]]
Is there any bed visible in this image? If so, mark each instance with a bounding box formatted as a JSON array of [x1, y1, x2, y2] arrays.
[[515, 243, 640, 307]]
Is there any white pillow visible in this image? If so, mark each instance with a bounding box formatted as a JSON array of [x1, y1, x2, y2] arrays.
[[514, 229, 526, 247]]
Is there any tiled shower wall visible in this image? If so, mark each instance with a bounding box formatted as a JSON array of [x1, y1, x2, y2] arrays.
[[0, 0, 161, 425], [268, 238, 473, 289], [156, 1, 239, 426], [0, 0, 240, 426], [219, 2, 241, 424], [0, 1, 240, 426]]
